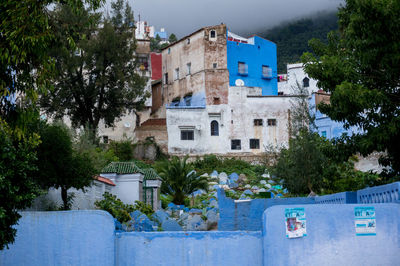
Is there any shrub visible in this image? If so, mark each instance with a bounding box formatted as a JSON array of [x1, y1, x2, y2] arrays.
[[95, 192, 134, 223], [108, 140, 134, 161], [95, 193, 154, 223]]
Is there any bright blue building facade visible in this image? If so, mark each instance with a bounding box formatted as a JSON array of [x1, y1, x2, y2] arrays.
[[227, 35, 278, 96], [154, 31, 167, 41], [309, 93, 361, 139]]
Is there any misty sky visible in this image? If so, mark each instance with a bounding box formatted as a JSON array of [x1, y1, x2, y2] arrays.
[[122, 0, 343, 38]]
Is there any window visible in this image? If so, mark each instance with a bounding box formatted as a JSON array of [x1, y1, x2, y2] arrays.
[[174, 68, 179, 80], [231, 139, 241, 150], [254, 119, 263, 126], [267, 119, 277, 126], [211, 120, 219, 136], [184, 95, 192, 106], [278, 92, 284, 95], [238, 62, 248, 75], [213, 97, 220, 104], [250, 139, 260, 149], [187, 38, 190, 44], [171, 98, 180, 107], [321, 131, 327, 138], [103, 136, 109, 144], [168, 48, 171, 54], [210, 30, 216, 39], [138, 56, 149, 71], [181, 130, 194, 140], [303, 77, 310, 88], [164, 73, 168, 84], [186, 63, 191, 75], [262, 65, 272, 79], [213, 63, 218, 69]]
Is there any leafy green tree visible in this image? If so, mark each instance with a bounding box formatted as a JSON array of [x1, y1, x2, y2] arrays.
[[37, 123, 96, 210], [302, 0, 400, 175], [108, 139, 134, 161], [74, 129, 119, 172], [274, 130, 327, 195], [40, 0, 148, 132], [168, 33, 178, 43], [0, 0, 102, 250], [0, 121, 40, 250], [150, 34, 163, 52], [155, 156, 208, 205]]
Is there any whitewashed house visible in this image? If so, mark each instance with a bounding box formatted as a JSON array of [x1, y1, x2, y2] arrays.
[[100, 162, 162, 209]]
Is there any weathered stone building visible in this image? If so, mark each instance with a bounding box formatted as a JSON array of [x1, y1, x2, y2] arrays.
[[138, 24, 298, 157]]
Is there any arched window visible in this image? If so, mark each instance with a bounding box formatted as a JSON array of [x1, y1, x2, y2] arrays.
[[211, 120, 219, 136], [303, 77, 310, 88]]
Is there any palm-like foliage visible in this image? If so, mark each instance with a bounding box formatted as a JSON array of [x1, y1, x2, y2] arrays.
[[155, 156, 208, 205]]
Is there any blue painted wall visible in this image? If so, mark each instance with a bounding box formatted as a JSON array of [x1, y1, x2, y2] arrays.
[[357, 182, 400, 204], [1, 193, 400, 265], [227, 36, 278, 95], [263, 204, 400, 266], [218, 189, 315, 231], [0, 211, 115, 266], [315, 191, 358, 204], [166, 91, 206, 108], [116, 231, 262, 266], [310, 93, 361, 139]]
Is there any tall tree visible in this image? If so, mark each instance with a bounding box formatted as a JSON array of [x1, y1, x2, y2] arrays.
[[0, 0, 102, 249], [168, 33, 178, 43], [302, 0, 400, 176], [40, 0, 148, 132], [274, 130, 327, 195], [37, 123, 96, 210]]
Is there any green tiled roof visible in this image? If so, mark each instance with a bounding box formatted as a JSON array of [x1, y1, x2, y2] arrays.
[[101, 162, 144, 174], [143, 168, 162, 181]]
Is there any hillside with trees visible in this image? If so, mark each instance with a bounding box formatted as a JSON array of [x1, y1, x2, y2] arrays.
[[259, 11, 338, 73]]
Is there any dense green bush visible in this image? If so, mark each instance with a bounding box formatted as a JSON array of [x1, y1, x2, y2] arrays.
[[95, 192, 154, 223], [108, 140, 134, 161]]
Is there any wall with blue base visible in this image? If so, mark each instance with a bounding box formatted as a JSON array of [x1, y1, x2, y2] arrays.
[[0, 211, 115, 266], [1, 204, 400, 265], [263, 204, 400, 266], [218, 189, 315, 231], [116, 231, 262, 266]]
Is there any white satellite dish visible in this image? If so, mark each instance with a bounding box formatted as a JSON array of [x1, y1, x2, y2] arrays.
[[124, 122, 131, 128], [235, 79, 244, 86]]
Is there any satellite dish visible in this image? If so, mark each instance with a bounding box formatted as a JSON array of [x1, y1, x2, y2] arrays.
[[124, 122, 131, 128], [235, 79, 244, 86]]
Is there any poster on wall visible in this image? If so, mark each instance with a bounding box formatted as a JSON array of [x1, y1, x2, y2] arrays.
[[354, 206, 376, 236], [285, 208, 307, 238]]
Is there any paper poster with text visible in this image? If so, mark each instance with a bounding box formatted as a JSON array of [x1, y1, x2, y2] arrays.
[[355, 206, 376, 236], [285, 208, 306, 238]]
